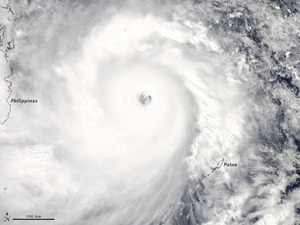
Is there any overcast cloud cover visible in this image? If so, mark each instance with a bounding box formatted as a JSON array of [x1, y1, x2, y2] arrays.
[[0, 0, 299, 225]]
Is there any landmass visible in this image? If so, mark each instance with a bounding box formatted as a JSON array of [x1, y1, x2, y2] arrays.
[[0, 0, 13, 124]]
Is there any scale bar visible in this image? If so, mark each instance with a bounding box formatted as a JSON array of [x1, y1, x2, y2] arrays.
[[13, 218, 55, 220]]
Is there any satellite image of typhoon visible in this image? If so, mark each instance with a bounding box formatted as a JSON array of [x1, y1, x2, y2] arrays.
[[0, 0, 299, 224]]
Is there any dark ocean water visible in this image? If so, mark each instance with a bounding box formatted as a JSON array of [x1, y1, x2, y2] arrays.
[[174, 1, 300, 224]]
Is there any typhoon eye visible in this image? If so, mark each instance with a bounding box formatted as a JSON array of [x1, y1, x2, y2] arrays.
[[139, 92, 152, 105]]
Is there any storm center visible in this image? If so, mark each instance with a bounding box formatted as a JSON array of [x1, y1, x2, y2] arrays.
[[139, 93, 152, 105]]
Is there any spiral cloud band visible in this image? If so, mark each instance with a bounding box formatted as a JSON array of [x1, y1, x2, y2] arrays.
[[1, 0, 299, 225], [1, 1, 251, 224]]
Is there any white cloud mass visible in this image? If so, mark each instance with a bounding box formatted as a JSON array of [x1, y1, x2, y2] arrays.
[[0, 0, 299, 225]]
